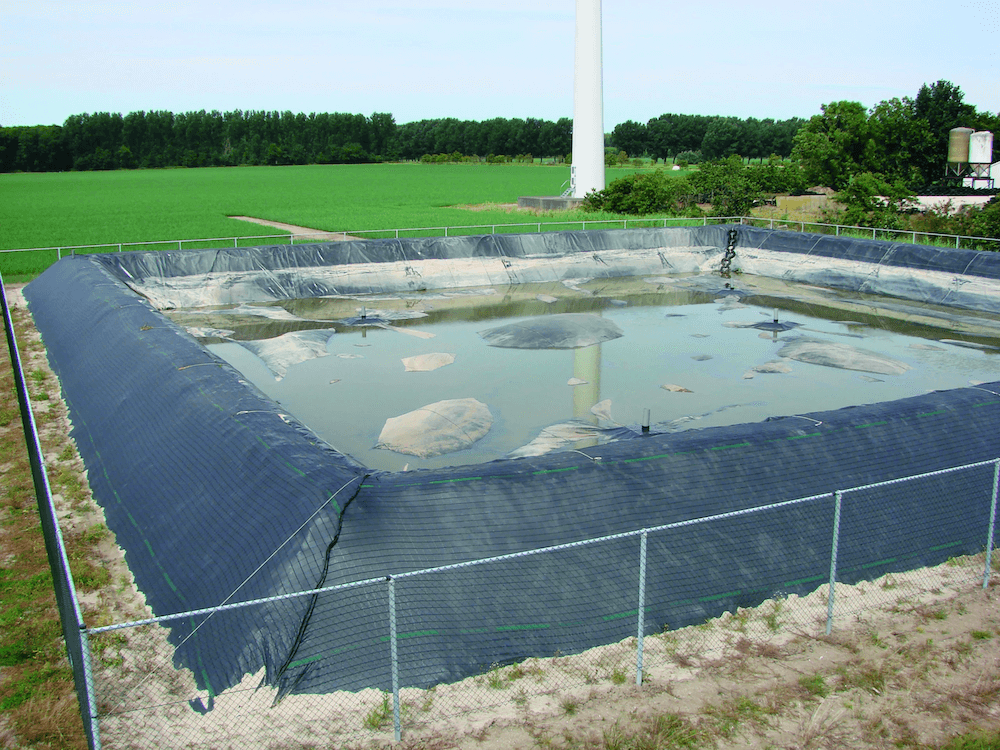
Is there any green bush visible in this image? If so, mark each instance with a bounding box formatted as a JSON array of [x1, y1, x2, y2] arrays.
[[581, 170, 702, 216], [675, 150, 702, 165]]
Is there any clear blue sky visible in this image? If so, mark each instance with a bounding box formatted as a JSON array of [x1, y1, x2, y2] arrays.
[[2, 0, 998, 129]]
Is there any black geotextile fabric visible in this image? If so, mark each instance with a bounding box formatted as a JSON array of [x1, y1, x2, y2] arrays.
[[90, 226, 713, 282], [738, 225, 1000, 278], [23, 228, 1000, 703]]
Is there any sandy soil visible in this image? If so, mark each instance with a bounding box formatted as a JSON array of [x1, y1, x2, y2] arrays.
[[8, 284, 1000, 750]]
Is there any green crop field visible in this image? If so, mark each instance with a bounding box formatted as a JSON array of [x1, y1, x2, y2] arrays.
[[0, 163, 666, 281]]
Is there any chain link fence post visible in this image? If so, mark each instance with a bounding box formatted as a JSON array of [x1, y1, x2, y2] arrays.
[[984, 460, 1000, 589], [387, 576, 401, 742], [78, 625, 102, 750], [635, 530, 647, 685], [826, 491, 843, 635]]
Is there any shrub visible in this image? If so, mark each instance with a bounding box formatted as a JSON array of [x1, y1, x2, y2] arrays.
[[675, 150, 702, 165], [581, 170, 701, 216]]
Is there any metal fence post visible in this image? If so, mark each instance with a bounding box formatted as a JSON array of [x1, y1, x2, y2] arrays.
[[984, 460, 1000, 589], [826, 491, 843, 635], [387, 576, 401, 742], [79, 625, 102, 750], [636, 531, 647, 685]]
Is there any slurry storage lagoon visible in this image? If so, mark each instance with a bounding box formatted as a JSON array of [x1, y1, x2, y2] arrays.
[[23, 225, 1000, 701]]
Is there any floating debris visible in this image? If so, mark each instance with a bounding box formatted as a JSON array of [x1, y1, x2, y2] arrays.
[[376, 398, 493, 458], [536, 294, 558, 304], [590, 399, 617, 424], [661, 384, 693, 393], [237, 330, 335, 381], [480, 313, 624, 350], [743, 361, 793, 379], [567, 377, 589, 386], [753, 361, 793, 374], [778, 339, 911, 375], [185, 326, 235, 339], [401, 353, 456, 372], [508, 420, 616, 458]]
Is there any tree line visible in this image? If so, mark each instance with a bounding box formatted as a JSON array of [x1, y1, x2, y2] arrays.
[[0, 109, 803, 174], [0, 111, 579, 173], [610, 114, 805, 162], [1, 110, 398, 172]]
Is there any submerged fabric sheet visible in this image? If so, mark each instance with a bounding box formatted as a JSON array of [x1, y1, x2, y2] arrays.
[[23, 226, 1000, 702]]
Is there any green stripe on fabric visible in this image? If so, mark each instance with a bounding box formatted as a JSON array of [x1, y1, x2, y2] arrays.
[[855, 421, 888, 429], [602, 608, 650, 622], [622, 453, 673, 464], [533, 467, 578, 475], [162, 572, 178, 593], [201, 670, 216, 698], [428, 476, 483, 485], [930, 541, 963, 551], [710, 443, 751, 451], [787, 433, 822, 440], [861, 557, 896, 569], [916, 410, 947, 417], [496, 623, 550, 632]]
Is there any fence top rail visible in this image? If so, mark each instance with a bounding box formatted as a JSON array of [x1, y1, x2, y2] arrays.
[[9, 216, 995, 256], [87, 456, 999, 635], [1, 218, 732, 255], [745, 216, 1000, 244]]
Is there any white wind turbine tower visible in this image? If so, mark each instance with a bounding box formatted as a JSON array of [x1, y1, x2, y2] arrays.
[[571, 0, 605, 199]]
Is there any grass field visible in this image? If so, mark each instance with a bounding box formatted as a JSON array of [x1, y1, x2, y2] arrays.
[[0, 163, 662, 281]]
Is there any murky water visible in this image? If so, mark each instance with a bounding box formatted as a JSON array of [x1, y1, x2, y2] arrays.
[[176, 277, 1000, 472]]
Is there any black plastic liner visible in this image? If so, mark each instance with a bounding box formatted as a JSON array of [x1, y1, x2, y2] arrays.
[[23, 226, 1000, 701]]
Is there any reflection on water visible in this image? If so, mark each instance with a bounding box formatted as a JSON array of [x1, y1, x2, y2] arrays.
[[166, 276, 1000, 473]]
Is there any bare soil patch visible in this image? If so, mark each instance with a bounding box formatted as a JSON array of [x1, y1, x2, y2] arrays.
[[228, 215, 361, 241]]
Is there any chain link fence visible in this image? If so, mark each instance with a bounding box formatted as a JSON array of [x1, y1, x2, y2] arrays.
[[42, 457, 1000, 747], [5, 216, 998, 262]]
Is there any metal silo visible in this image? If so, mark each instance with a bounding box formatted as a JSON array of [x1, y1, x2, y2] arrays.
[[969, 131, 994, 165], [948, 127, 974, 164]]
